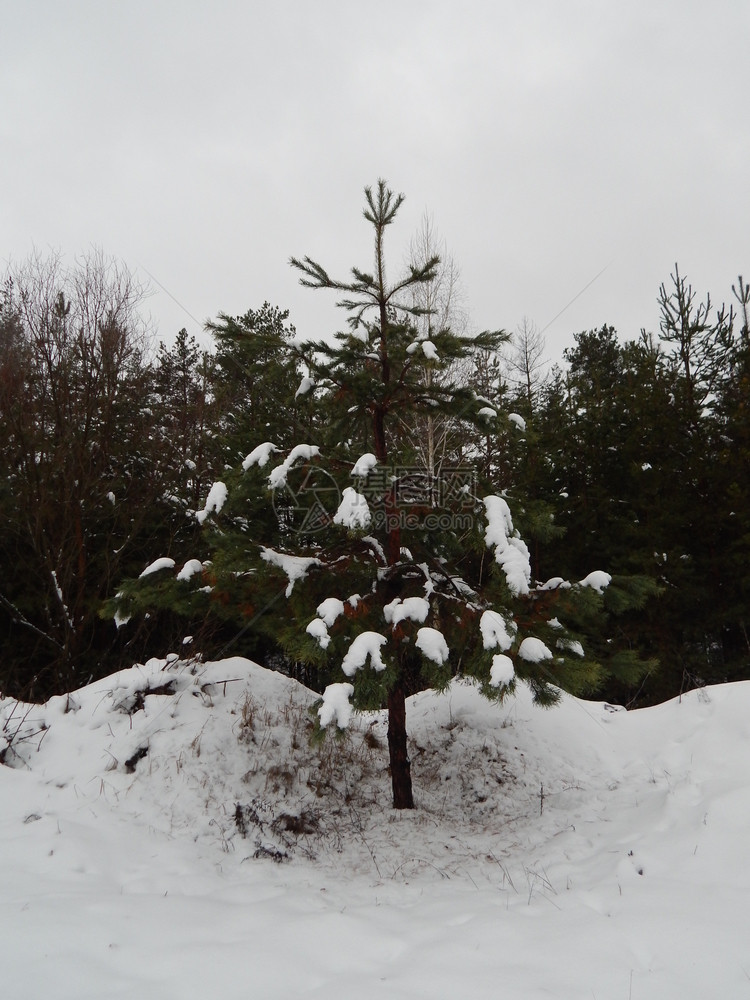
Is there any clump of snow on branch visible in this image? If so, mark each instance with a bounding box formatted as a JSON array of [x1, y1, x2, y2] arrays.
[[363, 536, 387, 564], [242, 442, 279, 471], [405, 335, 438, 360], [317, 683, 355, 729], [540, 577, 572, 591], [480, 609, 516, 651], [482, 496, 531, 596], [268, 445, 321, 489], [341, 632, 388, 677], [351, 453, 377, 478], [416, 627, 449, 665], [113, 593, 130, 628], [490, 654, 515, 688], [317, 598, 345, 627], [295, 376, 315, 398], [478, 406, 497, 419], [518, 637, 554, 662], [260, 547, 320, 597], [579, 571, 612, 593], [418, 563, 436, 598], [557, 637, 585, 657], [333, 487, 371, 530], [508, 413, 526, 431], [139, 557, 176, 578], [50, 570, 72, 628], [306, 618, 331, 649], [306, 598, 346, 649], [384, 596, 430, 627], [176, 559, 204, 582], [196, 482, 228, 524]]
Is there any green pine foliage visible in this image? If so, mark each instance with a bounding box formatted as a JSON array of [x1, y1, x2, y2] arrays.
[[206, 302, 307, 460]]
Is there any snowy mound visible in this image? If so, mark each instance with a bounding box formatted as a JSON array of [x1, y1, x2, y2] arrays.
[[2, 658, 750, 998]]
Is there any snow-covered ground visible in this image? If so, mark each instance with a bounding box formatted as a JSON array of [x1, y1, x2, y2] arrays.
[[2, 656, 749, 999]]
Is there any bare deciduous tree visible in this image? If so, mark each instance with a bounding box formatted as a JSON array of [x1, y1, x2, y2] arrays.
[[502, 317, 548, 416], [0, 249, 159, 696], [401, 212, 473, 479]]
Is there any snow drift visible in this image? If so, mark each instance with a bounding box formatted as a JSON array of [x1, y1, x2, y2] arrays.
[[1, 657, 749, 998]]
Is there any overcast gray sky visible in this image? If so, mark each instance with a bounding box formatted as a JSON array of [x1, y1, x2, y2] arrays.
[[3, 1, 749, 363]]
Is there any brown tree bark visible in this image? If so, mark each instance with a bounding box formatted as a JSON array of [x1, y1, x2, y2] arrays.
[[387, 678, 414, 809]]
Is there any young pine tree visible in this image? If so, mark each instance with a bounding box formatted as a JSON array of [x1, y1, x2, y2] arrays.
[[112, 181, 648, 809]]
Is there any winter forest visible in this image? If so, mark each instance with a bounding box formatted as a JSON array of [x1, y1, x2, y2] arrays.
[[3, 182, 748, 718], [3, 181, 750, 996]]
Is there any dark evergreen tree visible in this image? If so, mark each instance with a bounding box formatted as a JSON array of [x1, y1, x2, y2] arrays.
[[522, 278, 749, 705], [650, 268, 741, 695], [709, 276, 750, 678], [657, 264, 734, 431], [152, 328, 216, 515], [206, 303, 305, 463]]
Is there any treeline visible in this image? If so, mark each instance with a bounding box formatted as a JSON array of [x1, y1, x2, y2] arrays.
[[507, 270, 750, 704], [0, 251, 306, 699], [1, 247, 748, 706]]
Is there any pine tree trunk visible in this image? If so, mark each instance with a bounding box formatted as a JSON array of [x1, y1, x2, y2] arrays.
[[387, 679, 414, 809]]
